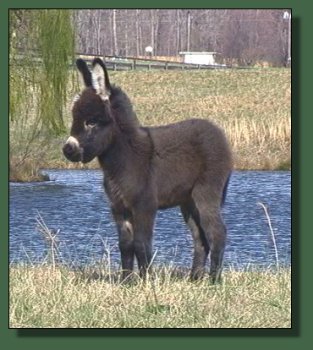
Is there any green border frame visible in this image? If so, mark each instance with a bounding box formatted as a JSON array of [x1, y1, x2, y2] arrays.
[[3, 0, 309, 347]]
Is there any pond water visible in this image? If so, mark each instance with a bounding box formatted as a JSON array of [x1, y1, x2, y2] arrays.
[[9, 169, 291, 270]]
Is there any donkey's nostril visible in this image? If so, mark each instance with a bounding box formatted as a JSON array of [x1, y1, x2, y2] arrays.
[[63, 136, 82, 162], [63, 143, 74, 155]]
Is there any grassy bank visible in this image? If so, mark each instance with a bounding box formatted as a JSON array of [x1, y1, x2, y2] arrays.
[[9, 265, 291, 328], [10, 68, 291, 181]]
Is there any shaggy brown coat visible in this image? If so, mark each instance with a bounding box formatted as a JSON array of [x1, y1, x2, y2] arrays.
[[63, 58, 233, 282]]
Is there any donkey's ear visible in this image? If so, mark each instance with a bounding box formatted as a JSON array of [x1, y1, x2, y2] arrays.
[[92, 58, 111, 100], [76, 59, 92, 87]]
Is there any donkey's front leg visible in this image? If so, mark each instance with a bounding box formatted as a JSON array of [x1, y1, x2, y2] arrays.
[[112, 208, 135, 281], [132, 206, 156, 279]]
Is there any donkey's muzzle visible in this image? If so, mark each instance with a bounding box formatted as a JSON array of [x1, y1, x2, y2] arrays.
[[63, 136, 82, 162]]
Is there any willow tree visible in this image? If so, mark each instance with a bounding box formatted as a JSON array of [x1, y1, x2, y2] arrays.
[[10, 10, 76, 181]]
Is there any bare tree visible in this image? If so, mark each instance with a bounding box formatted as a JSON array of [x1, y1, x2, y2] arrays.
[[112, 9, 117, 55], [135, 10, 140, 56], [176, 10, 181, 53], [73, 9, 289, 66], [186, 11, 191, 51]]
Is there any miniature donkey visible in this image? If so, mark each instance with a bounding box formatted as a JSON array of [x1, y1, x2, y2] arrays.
[[63, 58, 233, 283]]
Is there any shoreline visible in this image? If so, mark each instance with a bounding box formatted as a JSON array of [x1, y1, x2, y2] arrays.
[[9, 162, 291, 183]]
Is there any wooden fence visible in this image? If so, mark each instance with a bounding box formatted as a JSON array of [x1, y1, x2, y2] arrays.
[[12, 49, 234, 70], [77, 53, 230, 71]]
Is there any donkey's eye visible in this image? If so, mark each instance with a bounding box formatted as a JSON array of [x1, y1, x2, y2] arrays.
[[86, 119, 98, 127]]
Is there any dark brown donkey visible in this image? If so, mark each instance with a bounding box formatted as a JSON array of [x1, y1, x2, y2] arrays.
[[63, 58, 233, 283]]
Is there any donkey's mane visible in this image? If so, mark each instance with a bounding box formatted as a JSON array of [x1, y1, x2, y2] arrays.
[[110, 85, 141, 134]]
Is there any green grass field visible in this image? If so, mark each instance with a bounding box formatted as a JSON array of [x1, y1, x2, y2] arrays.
[[10, 68, 291, 181], [9, 265, 291, 328]]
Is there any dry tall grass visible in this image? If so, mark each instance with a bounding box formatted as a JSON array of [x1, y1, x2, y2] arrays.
[[111, 68, 291, 170], [10, 67, 291, 181], [9, 265, 291, 328]]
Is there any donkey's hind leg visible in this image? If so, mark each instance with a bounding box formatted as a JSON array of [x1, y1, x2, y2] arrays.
[[191, 186, 227, 284], [181, 201, 209, 280]]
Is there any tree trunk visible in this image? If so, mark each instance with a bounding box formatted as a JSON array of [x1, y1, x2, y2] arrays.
[[112, 9, 117, 56], [176, 9, 181, 53], [187, 11, 191, 51]]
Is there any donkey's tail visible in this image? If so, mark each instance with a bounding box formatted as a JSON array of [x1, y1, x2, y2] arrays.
[[221, 173, 231, 207]]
